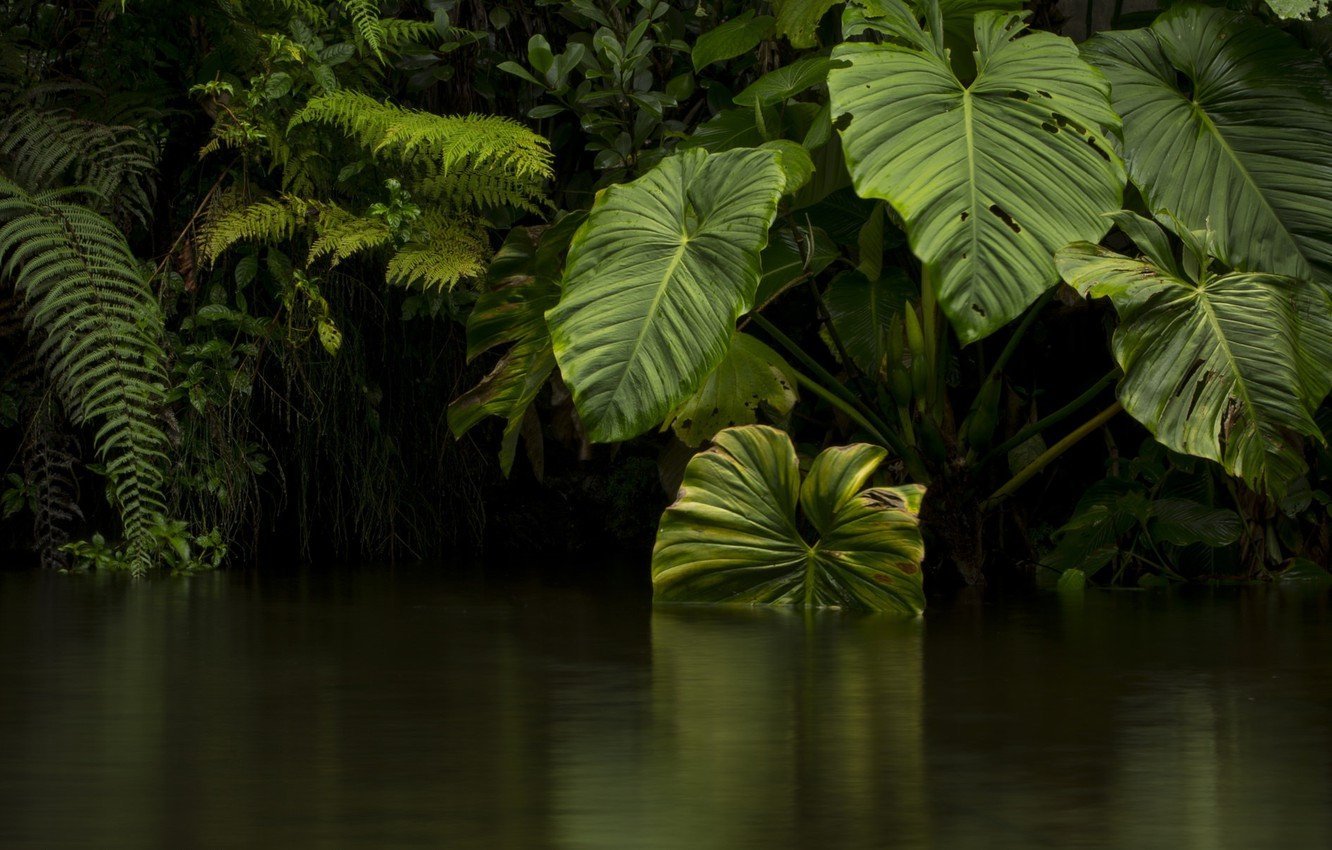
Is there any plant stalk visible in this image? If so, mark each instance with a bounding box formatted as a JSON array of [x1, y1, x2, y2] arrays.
[[982, 401, 1123, 507], [979, 369, 1119, 468]]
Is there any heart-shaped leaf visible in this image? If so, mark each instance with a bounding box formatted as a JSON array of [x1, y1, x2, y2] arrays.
[[547, 149, 784, 441], [1083, 4, 1332, 288], [1056, 218, 1332, 496], [828, 4, 1124, 342], [652, 425, 926, 614]]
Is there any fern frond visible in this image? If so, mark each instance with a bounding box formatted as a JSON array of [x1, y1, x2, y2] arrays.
[[308, 205, 391, 266], [386, 213, 489, 290], [339, 0, 384, 60], [376, 19, 439, 52], [415, 161, 547, 213], [0, 104, 158, 225], [199, 195, 314, 264], [0, 179, 168, 574], [23, 398, 83, 570], [291, 91, 553, 183]]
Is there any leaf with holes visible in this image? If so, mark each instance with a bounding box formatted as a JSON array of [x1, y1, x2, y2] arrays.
[[1084, 4, 1332, 289], [665, 334, 798, 447], [828, 5, 1124, 343], [653, 425, 926, 613], [547, 149, 783, 442], [1056, 217, 1332, 497]]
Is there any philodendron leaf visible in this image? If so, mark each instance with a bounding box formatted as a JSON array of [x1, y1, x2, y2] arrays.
[[547, 148, 784, 441], [448, 222, 575, 474], [823, 268, 914, 378], [1083, 4, 1332, 288], [652, 425, 925, 614], [773, 0, 841, 47], [828, 3, 1124, 343], [666, 333, 799, 447], [692, 11, 775, 72], [1056, 221, 1332, 497], [1262, 0, 1329, 18]]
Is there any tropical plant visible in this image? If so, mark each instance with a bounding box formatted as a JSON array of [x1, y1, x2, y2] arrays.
[[828, 0, 1125, 342], [1057, 213, 1332, 499], [546, 147, 785, 441], [0, 179, 169, 574], [1083, 3, 1332, 287], [652, 425, 926, 614]]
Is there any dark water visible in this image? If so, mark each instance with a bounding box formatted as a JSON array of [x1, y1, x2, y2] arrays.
[[2, 567, 1331, 849]]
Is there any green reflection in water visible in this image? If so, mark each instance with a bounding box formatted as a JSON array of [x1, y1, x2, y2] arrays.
[[1, 570, 1330, 848]]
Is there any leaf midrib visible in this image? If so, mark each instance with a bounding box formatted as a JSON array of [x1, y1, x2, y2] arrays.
[[1185, 96, 1307, 275], [601, 235, 692, 418], [1191, 281, 1261, 439]]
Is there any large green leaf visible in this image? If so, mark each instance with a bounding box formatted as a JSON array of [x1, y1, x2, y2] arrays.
[[665, 333, 799, 447], [773, 0, 842, 47], [1056, 220, 1332, 497], [447, 221, 577, 474], [823, 268, 914, 378], [692, 11, 775, 72], [828, 4, 1124, 343], [1083, 4, 1332, 287], [547, 149, 783, 441], [652, 425, 926, 614]]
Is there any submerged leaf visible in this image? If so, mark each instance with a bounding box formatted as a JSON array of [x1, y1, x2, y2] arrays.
[[653, 425, 925, 614]]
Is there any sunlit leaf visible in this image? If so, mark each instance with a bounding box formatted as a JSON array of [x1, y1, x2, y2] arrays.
[[547, 149, 784, 441], [653, 425, 926, 614], [829, 5, 1124, 342], [1083, 4, 1332, 288]]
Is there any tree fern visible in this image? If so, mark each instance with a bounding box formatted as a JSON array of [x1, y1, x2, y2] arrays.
[[0, 179, 168, 573], [0, 102, 158, 225], [376, 18, 439, 52], [290, 91, 553, 183], [199, 194, 314, 264], [415, 161, 546, 213], [386, 213, 489, 290], [307, 204, 391, 266], [339, 0, 385, 60]]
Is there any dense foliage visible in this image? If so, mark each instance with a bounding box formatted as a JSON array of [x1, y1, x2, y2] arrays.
[[2, 0, 1330, 605]]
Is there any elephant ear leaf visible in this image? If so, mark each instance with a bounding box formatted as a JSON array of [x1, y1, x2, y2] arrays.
[[652, 425, 925, 614], [666, 333, 799, 447], [1083, 3, 1332, 288], [1056, 229, 1332, 498], [447, 220, 579, 475], [823, 268, 914, 377], [828, 8, 1124, 343], [546, 148, 784, 442]]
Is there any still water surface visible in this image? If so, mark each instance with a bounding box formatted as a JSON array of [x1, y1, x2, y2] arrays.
[[1, 567, 1330, 848]]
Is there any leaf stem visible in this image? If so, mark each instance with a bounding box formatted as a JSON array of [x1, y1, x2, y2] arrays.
[[983, 400, 1123, 507], [980, 286, 1057, 390], [979, 369, 1119, 468], [788, 370, 930, 482]]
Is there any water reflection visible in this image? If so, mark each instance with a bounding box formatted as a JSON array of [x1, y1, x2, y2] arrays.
[[0, 569, 1329, 847]]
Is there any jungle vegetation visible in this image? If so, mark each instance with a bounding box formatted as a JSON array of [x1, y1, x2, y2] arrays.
[[2, 0, 1331, 612]]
